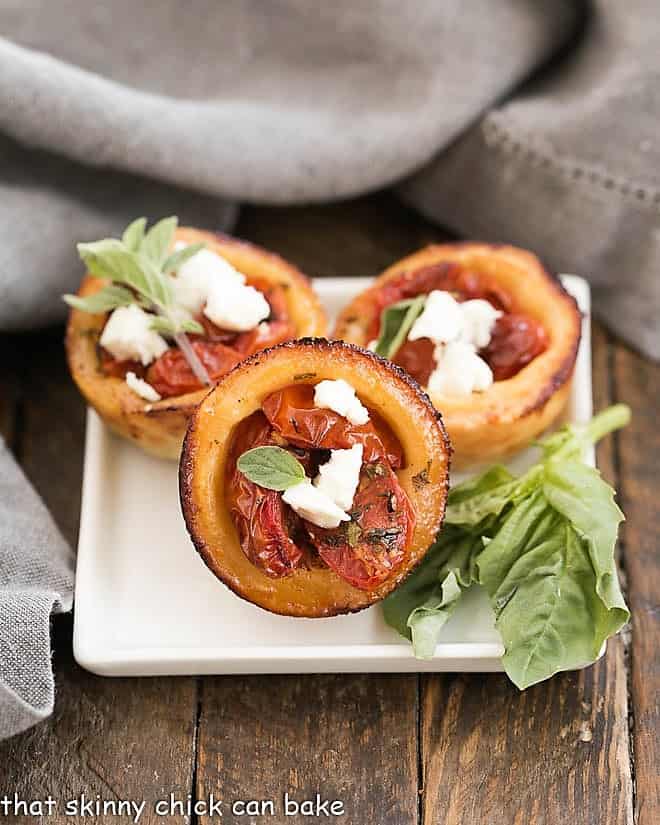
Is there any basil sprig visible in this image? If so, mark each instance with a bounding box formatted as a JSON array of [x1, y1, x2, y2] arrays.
[[63, 216, 205, 337], [383, 405, 631, 689], [373, 295, 426, 359], [237, 446, 306, 491]]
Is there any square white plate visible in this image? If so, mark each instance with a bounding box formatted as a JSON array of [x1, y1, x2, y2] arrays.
[[73, 276, 592, 676]]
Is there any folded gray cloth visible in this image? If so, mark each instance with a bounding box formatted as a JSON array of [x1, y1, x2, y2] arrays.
[[0, 440, 74, 740], [0, 0, 656, 740]]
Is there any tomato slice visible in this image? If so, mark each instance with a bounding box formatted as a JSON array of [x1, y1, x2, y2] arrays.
[[481, 313, 548, 380], [305, 462, 415, 591], [146, 341, 242, 397], [232, 320, 296, 357], [261, 385, 404, 469], [226, 412, 308, 577]]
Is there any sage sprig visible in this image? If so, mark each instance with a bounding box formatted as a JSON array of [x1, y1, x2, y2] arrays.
[[64, 217, 211, 385]]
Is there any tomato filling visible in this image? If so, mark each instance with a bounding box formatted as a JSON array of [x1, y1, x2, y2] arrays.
[[369, 263, 547, 384], [99, 277, 295, 397], [226, 386, 415, 591]]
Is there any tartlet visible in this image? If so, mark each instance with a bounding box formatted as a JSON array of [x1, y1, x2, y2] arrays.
[[334, 243, 581, 465], [180, 339, 451, 617], [66, 228, 326, 459]]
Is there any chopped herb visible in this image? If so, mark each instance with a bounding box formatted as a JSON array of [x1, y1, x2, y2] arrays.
[[346, 521, 362, 548], [412, 461, 431, 490], [365, 462, 386, 479], [293, 372, 317, 381], [364, 527, 402, 549]]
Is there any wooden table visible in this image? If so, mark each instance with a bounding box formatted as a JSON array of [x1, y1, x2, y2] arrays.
[[0, 194, 657, 825]]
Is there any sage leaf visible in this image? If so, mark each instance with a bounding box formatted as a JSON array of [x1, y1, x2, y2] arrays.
[[121, 217, 147, 252], [374, 295, 426, 359], [63, 283, 135, 314], [141, 216, 178, 267], [163, 243, 205, 274], [237, 446, 307, 491]]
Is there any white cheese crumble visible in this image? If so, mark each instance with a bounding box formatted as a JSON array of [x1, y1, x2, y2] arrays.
[[404, 290, 501, 397], [125, 371, 162, 402], [172, 244, 245, 314], [408, 290, 465, 344], [313, 379, 370, 426], [282, 481, 350, 529], [171, 242, 269, 332], [427, 341, 494, 397], [100, 305, 168, 366], [459, 299, 502, 349], [282, 445, 364, 529], [204, 280, 270, 332], [314, 444, 363, 512]]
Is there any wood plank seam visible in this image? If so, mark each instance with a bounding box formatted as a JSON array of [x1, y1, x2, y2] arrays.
[[608, 337, 638, 824]]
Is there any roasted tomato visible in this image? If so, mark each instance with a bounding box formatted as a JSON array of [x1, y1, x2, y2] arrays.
[[367, 262, 547, 384], [305, 462, 415, 591], [366, 262, 512, 340], [482, 314, 549, 381], [261, 385, 404, 469], [226, 386, 414, 590], [146, 341, 242, 397], [226, 412, 308, 577], [102, 277, 298, 397], [392, 338, 436, 387]]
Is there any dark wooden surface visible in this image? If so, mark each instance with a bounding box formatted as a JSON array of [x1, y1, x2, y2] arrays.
[[0, 194, 657, 825]]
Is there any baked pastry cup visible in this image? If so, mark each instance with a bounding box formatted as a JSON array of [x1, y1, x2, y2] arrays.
[[66, 229, 326, 459], [333, 243, 581, 466], [180, 339, 450, 617]]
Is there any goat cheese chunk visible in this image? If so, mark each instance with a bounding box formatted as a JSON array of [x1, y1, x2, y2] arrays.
[[171, 243, 245, 314], [125, 371, 162, 402], [408, 290, 464, 344], [314, 444, 363, 512], [204, 279, 270, 332], [459, 299, 502, 349], [282, 481, 350, 529], [100, 305, 168, 366], [313, 379, 369, 426], [427, 341, 494, 397]]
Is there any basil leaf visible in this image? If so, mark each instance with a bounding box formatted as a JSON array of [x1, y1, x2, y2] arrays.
[[486, 518, 628, 689], [383, 526, 482, 655], [63, 284, 135, 314], [543, 460, 627, 612], [383, 405, 631, 688], [121, 217, 147, 252], [374, 296, 426, 359], [237, 446, 306, 491], [163, 243, 205, 274], [141, 216, 178, 267]]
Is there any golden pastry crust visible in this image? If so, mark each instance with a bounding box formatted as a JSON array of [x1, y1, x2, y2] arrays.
[[65, 229, 327, 459], [333, 243, 581, 466], [180, 339, 451, 617]]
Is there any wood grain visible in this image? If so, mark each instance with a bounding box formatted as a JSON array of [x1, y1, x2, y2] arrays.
[[419, 323, 634, 825], [196, 674, 419, 825], [613, 342, 660, 825], [0, 329, 198, 825]]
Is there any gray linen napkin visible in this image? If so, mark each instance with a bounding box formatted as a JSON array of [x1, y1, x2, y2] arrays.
[[0, 0, 657, 740], [0, 440, 74, 740]]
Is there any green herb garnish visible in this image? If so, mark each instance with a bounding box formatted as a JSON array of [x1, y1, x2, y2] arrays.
[[64, 217, 204, 337], [64, 217, 211, 386], [383, 405, 631, 689], [237, 446, 307, 491], [373, 295, 426, 359]]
